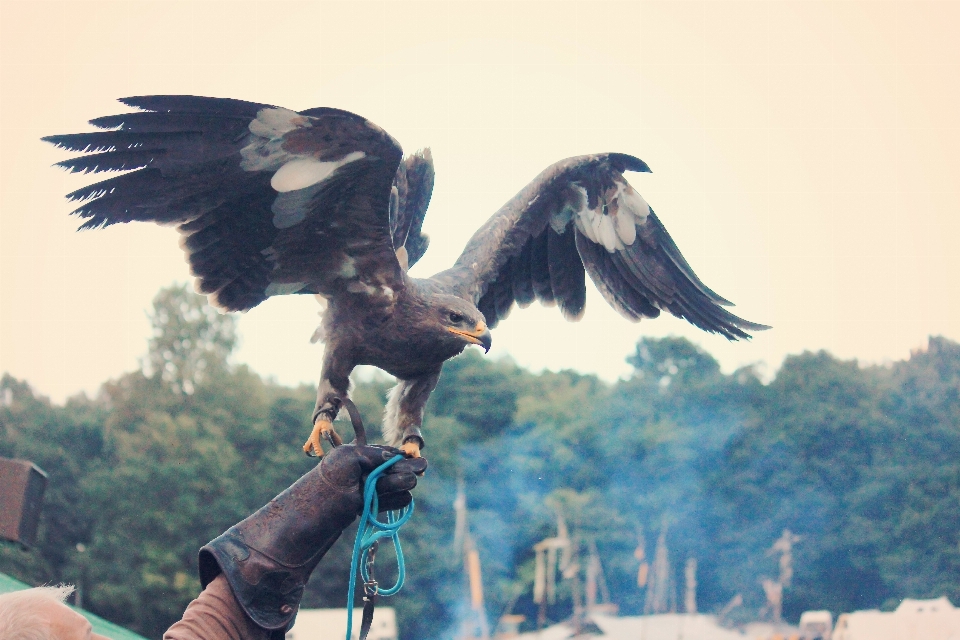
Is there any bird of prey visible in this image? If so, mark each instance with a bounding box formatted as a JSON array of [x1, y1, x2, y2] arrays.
[[44, 96, 767, 458]]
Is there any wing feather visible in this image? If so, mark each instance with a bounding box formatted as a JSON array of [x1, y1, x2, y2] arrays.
[[547, 225, 586, 321], [119, 95, 267, 117], [434, 153, 767, 339], [45, 96, 405, 312], [493, 271, 515, 322], [89, 111, 249, 134], [510, 241, 535, 308], [575, 232, 649, 321], [477, 283, 498, 329], [390, 150, 434, 268], [606, 253, 663, 316], [529, 230, 554, 306], [54, 149, 166, 174], [44, 130, 200, 154]]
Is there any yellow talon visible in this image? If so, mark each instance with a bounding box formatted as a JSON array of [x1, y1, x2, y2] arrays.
[[399, 441, 422, 458], [303, 419, 341, 457]]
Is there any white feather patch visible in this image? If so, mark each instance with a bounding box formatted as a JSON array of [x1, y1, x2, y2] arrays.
[[240, 108, 310, 173], [265, 281, 307, 296], [615, 210, 637, 245], [249, 107, 308, 139], [572, 187, 599, 244], [271, 152, 366, 193], [619, 185, 650, 224], [347, 281, 377, 295], [337, 256, 357, 279], [590, 208, 605, 243], [271, 158, 338, 192], [240, 137, 288, 172], [310, 294, 329, 344], [597, 215, 619, 253], [382, 384, 403, 446], [569, 180, 647, 252], [575, 207, 597, 243], [395, 246, 409, 271]]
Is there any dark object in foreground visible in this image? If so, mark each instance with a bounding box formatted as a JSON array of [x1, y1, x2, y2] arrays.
[[45, 96, 767, 458], [197, 443, 426, 634], [0, 457, 47, 547]]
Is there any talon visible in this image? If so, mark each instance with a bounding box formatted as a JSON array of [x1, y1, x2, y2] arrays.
[[304, 419, 338, 457], [323, 425, 344, 447], [399, 441, 421, 458]]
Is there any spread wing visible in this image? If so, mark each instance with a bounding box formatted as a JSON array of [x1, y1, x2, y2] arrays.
[[436, 153, 768, 339], [43, 96, 405, 312]]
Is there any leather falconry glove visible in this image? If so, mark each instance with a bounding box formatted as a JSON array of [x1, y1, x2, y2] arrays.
[[197, 444, 427, 637]]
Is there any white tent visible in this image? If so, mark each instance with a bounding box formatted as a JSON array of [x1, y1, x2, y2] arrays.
[[285, 607, 397, 640], [515, 613, 749, 640], [833, 597, 960, 640]]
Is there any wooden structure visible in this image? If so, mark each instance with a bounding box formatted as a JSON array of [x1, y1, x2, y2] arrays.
[[0, 457, 47, 547]]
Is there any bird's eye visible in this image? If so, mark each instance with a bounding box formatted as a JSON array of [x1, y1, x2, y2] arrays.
[[449, 312, 465, 324]]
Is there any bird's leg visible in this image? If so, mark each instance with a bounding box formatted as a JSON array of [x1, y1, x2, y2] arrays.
[[305, 367, 351, 458], [384, 371, 441, 459], [400, 440, 422, 459]]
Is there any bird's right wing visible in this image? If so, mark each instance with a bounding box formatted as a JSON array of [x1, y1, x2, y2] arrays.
[[435, 153, 767, 340], [389, 149, 434, 270], [44, 96, 406, 313]]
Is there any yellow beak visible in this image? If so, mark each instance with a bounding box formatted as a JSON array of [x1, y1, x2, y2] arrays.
[[447, 321, 492, 353]]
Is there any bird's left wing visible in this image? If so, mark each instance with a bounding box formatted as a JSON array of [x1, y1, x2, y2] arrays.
[[44, 96, 405, 312], [435, 153, 767, 340]]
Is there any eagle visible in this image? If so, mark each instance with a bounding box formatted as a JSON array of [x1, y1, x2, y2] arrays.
[[44, 96, 767, 458]]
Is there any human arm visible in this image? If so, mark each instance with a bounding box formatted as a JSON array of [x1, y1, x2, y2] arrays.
[[164, 444, 426, 640]]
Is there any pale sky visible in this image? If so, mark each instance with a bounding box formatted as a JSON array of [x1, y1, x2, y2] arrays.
[[1, 1, 958, 403]]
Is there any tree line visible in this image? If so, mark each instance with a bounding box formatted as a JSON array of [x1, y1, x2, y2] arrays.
[[1, 284, 958, 638]]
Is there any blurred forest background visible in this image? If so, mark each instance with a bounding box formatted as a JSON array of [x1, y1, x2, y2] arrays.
[[2, 284, 959, 639]]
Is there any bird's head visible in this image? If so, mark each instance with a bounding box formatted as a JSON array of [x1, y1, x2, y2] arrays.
[[431, 295, 492, 354]]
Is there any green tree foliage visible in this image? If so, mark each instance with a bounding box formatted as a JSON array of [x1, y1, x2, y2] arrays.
[[627, 335, 722, 388], [705, 351, 895, 617], [2, 286, 959, 637], [0, 375, 107, 591], [429, 351, 521, 440], [147, 283, 237, 395], [851, 337, 960, 604], [1, 286, 312, 636]]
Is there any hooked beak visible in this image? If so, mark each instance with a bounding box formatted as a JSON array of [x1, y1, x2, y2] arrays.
[[447, 321, 492, 353]]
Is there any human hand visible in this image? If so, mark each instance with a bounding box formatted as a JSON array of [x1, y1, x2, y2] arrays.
[[319, 443, 427, 512]]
